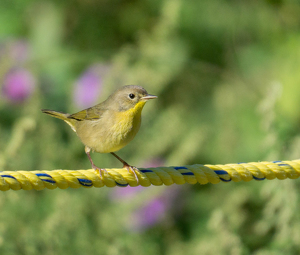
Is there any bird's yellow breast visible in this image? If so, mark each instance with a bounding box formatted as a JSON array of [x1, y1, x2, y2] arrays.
[[75, 101, 146, 153], [110, 101, 146, 149]]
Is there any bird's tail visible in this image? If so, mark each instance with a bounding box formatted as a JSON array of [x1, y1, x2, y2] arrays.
[[41, 109, 69, 120], [41, 109, 76, 132]]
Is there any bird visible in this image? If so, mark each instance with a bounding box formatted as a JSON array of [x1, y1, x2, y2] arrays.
[[41, 85, 157, 182]]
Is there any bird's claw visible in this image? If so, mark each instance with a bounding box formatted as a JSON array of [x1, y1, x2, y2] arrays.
[[93, 167, 108, 179], [124, 165, 140, 184]]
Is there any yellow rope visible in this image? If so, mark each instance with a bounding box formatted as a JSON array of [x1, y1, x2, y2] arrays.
[[1, 159, 300, 191]]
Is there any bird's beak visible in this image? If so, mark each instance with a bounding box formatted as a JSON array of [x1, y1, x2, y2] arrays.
[[142, 94, 157, 100]]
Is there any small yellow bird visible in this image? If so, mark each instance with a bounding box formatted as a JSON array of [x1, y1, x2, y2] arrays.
[[42, 85, 157, 181]]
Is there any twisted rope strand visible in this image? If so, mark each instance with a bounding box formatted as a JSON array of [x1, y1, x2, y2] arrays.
[[1, 159, 300, 191]]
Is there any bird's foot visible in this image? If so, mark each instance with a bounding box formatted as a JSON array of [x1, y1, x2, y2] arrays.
[[124, 164, 140, 184], [92, 165, 108, 179]]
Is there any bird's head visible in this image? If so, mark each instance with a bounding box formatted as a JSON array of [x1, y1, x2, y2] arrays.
[[110, 85, 157, 112]]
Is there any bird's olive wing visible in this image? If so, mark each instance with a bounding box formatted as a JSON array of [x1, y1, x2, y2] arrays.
[[68, 107, 104, 121]]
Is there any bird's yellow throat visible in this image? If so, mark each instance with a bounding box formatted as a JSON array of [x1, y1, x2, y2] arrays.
[[125, 100, 147, 117]]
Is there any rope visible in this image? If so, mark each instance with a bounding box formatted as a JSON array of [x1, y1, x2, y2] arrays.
[[1, 159, 300, 191]]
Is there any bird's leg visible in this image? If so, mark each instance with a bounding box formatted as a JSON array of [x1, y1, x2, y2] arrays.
[[110, 152, 139, 182], [85, 146, 108, 178], [110, 152, 130, 166]]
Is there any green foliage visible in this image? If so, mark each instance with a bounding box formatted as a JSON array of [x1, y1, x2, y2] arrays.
[[1, 0, 300, 254]]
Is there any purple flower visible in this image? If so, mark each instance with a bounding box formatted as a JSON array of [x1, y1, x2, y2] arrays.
[[108, 156, 181, 232], [73, 64, 109, 109], [2, 68, 36, 102], [130, 197, 167, 231], [127, 186, 182, 232]]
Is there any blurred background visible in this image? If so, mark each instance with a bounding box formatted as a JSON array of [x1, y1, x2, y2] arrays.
[[1, 0, 300, 254]]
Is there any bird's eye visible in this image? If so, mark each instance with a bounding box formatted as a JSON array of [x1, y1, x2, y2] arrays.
[[129, 93, 135, 99]]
